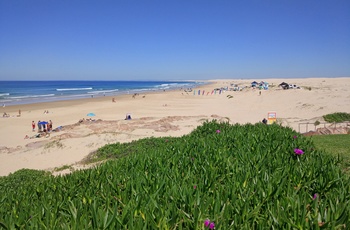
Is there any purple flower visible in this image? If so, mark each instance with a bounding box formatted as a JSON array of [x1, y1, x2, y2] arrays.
[[216, 130, 220, 134], [204, 219, 210, 227], [293, 135, 297, 139], [294, 148, 304, 155], [209, 222, 215, 229], [193, 185, 197, 189], [313, 193, 318, 200]]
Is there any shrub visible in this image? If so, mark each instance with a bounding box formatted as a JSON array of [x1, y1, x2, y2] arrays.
[[323, 112, 350, 123], [314, 120, 320, 126]]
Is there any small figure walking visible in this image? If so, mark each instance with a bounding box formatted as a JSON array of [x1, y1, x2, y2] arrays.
[[259, 91, 261, 96], [49, 120, 53, 132], [32, 121, 36, 131], [38, 120, 42, 132]]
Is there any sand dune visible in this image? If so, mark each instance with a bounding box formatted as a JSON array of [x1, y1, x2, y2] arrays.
[[1, 77, 349, 176]]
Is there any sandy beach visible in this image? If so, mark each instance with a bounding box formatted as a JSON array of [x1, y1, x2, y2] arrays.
[[1, 77, 349, 176]]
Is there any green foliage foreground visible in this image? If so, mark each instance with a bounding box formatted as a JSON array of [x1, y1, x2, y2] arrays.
[[311, 134, 350, 175], [1, 121, 350, 229]]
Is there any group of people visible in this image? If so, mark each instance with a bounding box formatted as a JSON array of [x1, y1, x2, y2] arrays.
[[24, 120, 54, 139], [78, 118, 96, 123], [2, 109, 21, 118], [32, 120, 53, 133], [25, 132, 50, 139]]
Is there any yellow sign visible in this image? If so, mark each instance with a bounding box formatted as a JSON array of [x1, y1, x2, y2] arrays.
[[268, 112, 277, 124]]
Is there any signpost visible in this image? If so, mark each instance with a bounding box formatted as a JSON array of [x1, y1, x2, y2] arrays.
[[267, 112, 277, 124]]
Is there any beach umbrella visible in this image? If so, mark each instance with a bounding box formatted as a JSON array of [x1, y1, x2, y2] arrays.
[[87, 113, 96, 117]]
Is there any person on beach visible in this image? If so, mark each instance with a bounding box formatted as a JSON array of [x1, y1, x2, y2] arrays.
[[32, 121, 35, 131], [49, 120, 53, 132], [38, 120, 42, 132], [18, 109, 21, 117], [262, 118, 267, 124]]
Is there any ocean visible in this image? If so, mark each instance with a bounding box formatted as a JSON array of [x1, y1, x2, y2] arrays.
[[0, 80, 205, 106]]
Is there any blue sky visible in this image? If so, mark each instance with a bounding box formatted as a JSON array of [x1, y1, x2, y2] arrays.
[[0, 0, 349, 80]]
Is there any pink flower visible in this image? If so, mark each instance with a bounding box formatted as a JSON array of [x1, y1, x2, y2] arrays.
[[294, 148, 304, 155], [193, 185, 197, 189], [204, 219, 210, 227], [313, 193, 318, 200], [209, 222, 215, 229], [293, 135, 297, 139], [216, 130, 220, 134]]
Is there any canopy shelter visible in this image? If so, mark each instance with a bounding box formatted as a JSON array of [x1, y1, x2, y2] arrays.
[[125, 113, 132, 120], [251, 81, 258, 87]]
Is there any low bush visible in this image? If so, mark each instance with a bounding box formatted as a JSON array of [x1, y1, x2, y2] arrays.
[[323, 112, 350, 123]]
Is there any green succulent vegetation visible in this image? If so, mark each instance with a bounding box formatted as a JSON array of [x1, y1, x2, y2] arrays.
[[0, 121, 349, 229], [312, 134, 350, 175], [323, 112, 350, 123]]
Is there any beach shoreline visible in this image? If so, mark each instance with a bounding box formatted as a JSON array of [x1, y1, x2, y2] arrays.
[[1, 77, 349, 176], [0, 80, 208, 107]]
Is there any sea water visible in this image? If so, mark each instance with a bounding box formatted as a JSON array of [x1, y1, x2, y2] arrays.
[[0, 80, 205, 106]]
